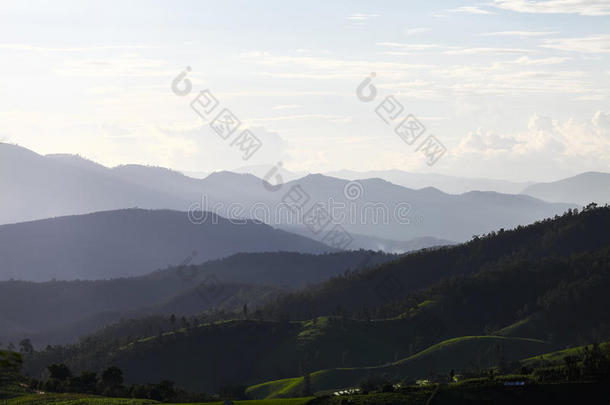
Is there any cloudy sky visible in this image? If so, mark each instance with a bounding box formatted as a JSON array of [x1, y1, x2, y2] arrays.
[[1, 0, 609, 181]]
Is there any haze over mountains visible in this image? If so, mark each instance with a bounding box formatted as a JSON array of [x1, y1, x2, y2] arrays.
[[326, 169, 532, 195], [1, 143, 595, 250], [3, 141, 610, 399], [522, 172, 610, 206]]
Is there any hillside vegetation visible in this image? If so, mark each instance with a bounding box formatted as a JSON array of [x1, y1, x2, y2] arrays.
[[246, 336, 550, 398], [21, 206, 610, 395]]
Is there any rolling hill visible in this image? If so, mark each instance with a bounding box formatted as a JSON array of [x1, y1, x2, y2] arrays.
[[246, 336, 551, 398]]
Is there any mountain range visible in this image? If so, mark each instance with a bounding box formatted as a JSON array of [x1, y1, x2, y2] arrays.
[[20, 206, 610, 394], [2, 142, 603, 247]]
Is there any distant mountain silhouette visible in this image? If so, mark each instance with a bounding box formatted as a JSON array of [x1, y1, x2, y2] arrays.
[[0, 209, 334, 281], [273, 174, 573, 242], [326, 169, 532, 194], [0, 143, 577, 244], [522, 172, 610, 205], [0, 143, 188, 225]]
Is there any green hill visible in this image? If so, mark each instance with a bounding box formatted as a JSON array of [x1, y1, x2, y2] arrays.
[[246, 336, 551, 399], [22, 206, 610, 395], [259, 205, 610, 320]]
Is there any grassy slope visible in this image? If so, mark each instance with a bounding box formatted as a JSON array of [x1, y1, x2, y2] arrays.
[[47, 314, 443, 393], [3, 394, 313, 405], [247, 336, 550, 399], [3, 394, 158, 404], [521, 341, 610, 367]]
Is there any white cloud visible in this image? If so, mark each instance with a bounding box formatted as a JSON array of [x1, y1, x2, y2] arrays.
[[0, 43, 154, 52], [405, 27, 431, 36], [498, 56, 570, 65], [446, 47, 534, 55], [346, 13, 380, 21], [593, 110, 610, 132], [482, 31, 559, 37], [574, 94, 607, 101], [248, 114, 351, 124], [541, 35, 610, 53], [376, 42, 443, 50], [493, 0, 610, 16], [448, 6, 496, 15], [272, 104, 300, 110], [56, 56, 171, 77], [239, 51, 433, 80], [452, 112, 610, 179], [458, 128, 520, 152]]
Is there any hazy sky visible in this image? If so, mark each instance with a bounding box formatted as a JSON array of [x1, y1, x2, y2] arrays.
[[1, 0, 609, 181]]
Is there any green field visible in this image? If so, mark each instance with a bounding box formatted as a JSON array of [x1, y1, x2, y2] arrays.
[[0, 394, 314, 405], [247, 335, 551, 399]]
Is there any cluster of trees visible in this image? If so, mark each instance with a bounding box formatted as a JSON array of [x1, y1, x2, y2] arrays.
[[0, 349, 22, 375], [28, 363, 208, 402]]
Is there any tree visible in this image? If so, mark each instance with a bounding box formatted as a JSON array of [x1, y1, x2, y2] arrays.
[[0, 350, 22, 373], [78, 371, 98, 393], [102, 366, 123, 388], [158, 380, 177, 401], [564, 355, 580, 381], [48, 364, 72, 381], [302, 373, 313, 396], [19, 339, 34, 356], [582, 343, 608, 378]]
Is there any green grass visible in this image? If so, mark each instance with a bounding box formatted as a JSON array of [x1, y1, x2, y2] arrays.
[[192, 399, 313, 405], [1, 394, 313, 405], [247, 335, 551, 399], [521, 341, 610, 367], [2, 393, 159, 405]]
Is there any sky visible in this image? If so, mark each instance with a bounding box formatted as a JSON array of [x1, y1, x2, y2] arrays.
[[0, 0, 609, 182]]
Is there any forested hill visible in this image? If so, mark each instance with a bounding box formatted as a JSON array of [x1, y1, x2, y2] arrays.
[[21, 206, 610, 393], [259, 204, 610, 319], [0, 208, 335, 281], [0, 250, 394, 346]]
